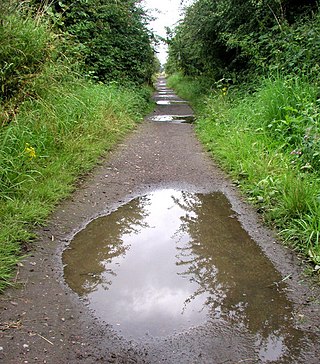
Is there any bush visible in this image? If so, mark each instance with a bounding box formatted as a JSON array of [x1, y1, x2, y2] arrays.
[[166, 0, 320, 83], [28, 0, 156, 85]]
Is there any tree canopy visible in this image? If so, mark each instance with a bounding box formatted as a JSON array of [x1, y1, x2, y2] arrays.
[[29, 0, 156, 84], [166, 0, 319, 81]]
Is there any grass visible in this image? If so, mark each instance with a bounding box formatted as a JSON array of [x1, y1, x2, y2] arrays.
[[0, 62, 153, 292], [168, 72, 320, 273], [166, 73, 210, 112], [0, 4, 156, 292], [0, 12, 52, 104]]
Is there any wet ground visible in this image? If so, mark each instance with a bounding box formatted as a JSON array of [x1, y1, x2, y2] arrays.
[[63, 189, 318, 362], [0, 76, 319, 363]]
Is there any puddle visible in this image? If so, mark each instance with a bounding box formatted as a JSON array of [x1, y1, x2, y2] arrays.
[[157, 90, 173, 94], [156, 88, 174, 94], [63, 190, 312, 361], [156, 94, 177, 98], [148, 115, 195, 124], [156, 100, 188, 105]]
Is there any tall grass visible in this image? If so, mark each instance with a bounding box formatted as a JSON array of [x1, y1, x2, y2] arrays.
[[0, 10, 153, 291], [168, 73, 320, 271], [0, 12, 52, 104], [167, 73, 210, 112], [0, 66, 151, 291]]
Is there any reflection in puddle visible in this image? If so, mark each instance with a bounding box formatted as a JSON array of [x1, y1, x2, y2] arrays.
[[256, 332, 287, 362], [148, 115, 194, 124], [64, 190, 312, 361], [156, 100, 188, 105]]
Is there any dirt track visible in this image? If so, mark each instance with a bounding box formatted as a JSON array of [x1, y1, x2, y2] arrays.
[[0, 77, 319, 363]]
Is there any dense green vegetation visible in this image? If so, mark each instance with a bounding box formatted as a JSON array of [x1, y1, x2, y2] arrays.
[[167, 0, 320, 272], [166, 0, 319, 80], [28, 0, 156, 84], [0, 0, 155, 291]]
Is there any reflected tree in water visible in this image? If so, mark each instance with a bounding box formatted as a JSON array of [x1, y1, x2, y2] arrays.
[[63, 196, 150, 295], [173, 192, 305, 360]]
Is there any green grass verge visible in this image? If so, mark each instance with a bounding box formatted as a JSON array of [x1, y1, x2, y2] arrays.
[[168, 72, 320, 273], [0, 64, 153, 292]]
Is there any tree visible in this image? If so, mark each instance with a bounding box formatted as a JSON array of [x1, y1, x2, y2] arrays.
[[166, 0, 319, 81], [29, 0, 156, 84]]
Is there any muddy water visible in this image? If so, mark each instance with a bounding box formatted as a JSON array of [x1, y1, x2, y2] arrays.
[[63, 189, 311, 361]]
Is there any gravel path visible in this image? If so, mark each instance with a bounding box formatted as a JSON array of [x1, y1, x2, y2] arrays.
[[0, 77, 319, 363]]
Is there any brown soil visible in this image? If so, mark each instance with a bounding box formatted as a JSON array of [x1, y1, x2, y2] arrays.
[[0, 77, 319, 363]]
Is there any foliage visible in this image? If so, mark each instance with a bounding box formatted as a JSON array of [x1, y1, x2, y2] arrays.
[[166, 0, 319, 81], [28, 0, 157, 85], [230, 11, 320, 79]]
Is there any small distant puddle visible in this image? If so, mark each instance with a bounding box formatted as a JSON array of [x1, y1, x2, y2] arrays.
[[156, 94, 177, 98], [148, 115, 194, 124], [157, 88, 172, 93], [156, 100, 188, 105], [63, 190, 311, 361]]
